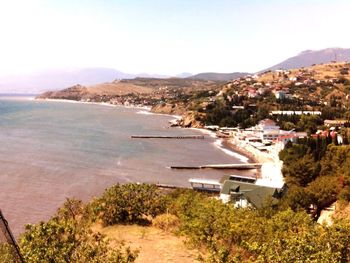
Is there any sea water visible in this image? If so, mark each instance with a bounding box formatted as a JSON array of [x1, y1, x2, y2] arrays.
[[0, 96, 254, 235]]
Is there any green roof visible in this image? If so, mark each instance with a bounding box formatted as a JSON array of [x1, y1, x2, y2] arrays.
[[221, 180, 285, 208]]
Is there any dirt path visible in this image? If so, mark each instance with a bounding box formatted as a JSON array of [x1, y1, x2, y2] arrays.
[[93, 224, 201, 263]]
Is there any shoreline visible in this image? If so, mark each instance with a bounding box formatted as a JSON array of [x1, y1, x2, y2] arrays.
[[136, 109, 182, 120], [188, 127, 252, 164], [35, 98, 152, 110], [222, 138, 259, 164]]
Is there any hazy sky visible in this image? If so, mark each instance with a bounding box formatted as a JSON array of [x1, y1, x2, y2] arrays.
[[1, 0, 350, 76]]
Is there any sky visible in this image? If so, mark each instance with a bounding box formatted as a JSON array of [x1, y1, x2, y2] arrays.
[[0, 0, 350, 76]]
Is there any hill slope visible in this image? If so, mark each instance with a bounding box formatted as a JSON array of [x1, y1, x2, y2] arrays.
[[37, 77, 223, 102]]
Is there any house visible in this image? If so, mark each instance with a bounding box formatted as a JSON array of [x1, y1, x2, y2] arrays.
[[248, 89, 257, 98], [242, 119, 281, 142], [257, 87, 267, 95], [244, 119, 307, 144], [274, 132, 307, 150], [257, 119, 280, 131], [274, 90, 286, 100], [220, 178, 286, 208]]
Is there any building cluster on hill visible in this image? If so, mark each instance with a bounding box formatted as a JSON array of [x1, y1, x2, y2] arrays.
[[225, 63, 350, 105]]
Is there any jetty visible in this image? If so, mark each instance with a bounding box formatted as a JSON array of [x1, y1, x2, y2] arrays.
[[131, 135, 204, 139], [171, 163, 262, 170]]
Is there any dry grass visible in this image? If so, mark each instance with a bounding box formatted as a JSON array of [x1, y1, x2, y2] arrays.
[[86, 78, 222, 96], [87, 82, 154, 95], [92, 223, 202, 263], [258, 62, 350, 83], [333, 201, 350, 221]]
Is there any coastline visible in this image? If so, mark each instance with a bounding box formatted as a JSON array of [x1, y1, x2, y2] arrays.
[[35, 98, 152, 110], [136, 109, 182, 120], [222, 138, 259, 164], [188, 127, 252, 164]]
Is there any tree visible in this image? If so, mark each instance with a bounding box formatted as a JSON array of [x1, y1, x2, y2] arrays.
[[306, 176, 341, 219], [91, 183, 166, 226], [282, 153, 319, 187], [296, 115, 323, 134]]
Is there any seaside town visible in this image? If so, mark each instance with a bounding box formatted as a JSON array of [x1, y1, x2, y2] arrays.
[[27, 61, 350, 262], [38, 62, 350, 219], [3, 66, 350, 261], [2, 0, 350, 260]]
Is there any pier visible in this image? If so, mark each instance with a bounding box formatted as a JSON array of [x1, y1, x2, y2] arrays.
[[131, 135, 204, 139], [171, 163, 262, 170]]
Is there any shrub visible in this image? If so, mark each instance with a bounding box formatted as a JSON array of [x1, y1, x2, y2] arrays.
[[91, 183, 167, 226], [0, 243, 17, 263], [340, 68, 349, 75]]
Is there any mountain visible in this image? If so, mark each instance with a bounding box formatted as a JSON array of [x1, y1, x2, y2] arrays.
[[188, 72, 249, 81], [264, 48, 350, 71]]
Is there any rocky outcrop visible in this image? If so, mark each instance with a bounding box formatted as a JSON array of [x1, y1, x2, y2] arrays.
[[151, 103, 186, 115], [151, 103, 205, 128], [177, 111, 205, 128]]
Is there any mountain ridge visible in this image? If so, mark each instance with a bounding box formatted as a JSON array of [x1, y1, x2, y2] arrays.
[[4, 47, 350, 93], [263, 48, 350, 71]]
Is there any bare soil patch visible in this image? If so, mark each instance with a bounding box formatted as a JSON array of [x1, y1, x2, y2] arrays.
[[93, 224, 201, 263]]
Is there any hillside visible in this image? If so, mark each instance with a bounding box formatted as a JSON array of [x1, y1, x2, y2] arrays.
[[189, 72, 249, 81], [164, 61, 350, 129], [36, 77, 224, 110], [264, 48, 350, 71]]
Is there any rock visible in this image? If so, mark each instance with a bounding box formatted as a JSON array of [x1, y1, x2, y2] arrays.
[[178, 111, 204, 128]]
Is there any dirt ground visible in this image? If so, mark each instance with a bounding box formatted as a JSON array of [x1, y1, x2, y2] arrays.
[[93, 224, 202, 263]]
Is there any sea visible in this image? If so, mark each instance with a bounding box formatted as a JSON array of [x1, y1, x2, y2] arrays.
[[0, 95, 255, 236]]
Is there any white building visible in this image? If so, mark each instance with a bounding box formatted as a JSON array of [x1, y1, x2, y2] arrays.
[[270, 110, 322, 116]]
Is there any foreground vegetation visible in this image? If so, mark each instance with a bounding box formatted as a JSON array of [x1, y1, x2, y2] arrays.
[[1, 182, 345, 262]]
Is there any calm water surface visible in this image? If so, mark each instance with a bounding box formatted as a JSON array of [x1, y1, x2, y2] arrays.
[[0, 96, 254, 236]]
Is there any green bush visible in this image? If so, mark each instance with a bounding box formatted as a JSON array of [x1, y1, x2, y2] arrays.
[[0, 243, 17, 263], [167, 189, 350, 262], [91, 183, 167, 226]]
